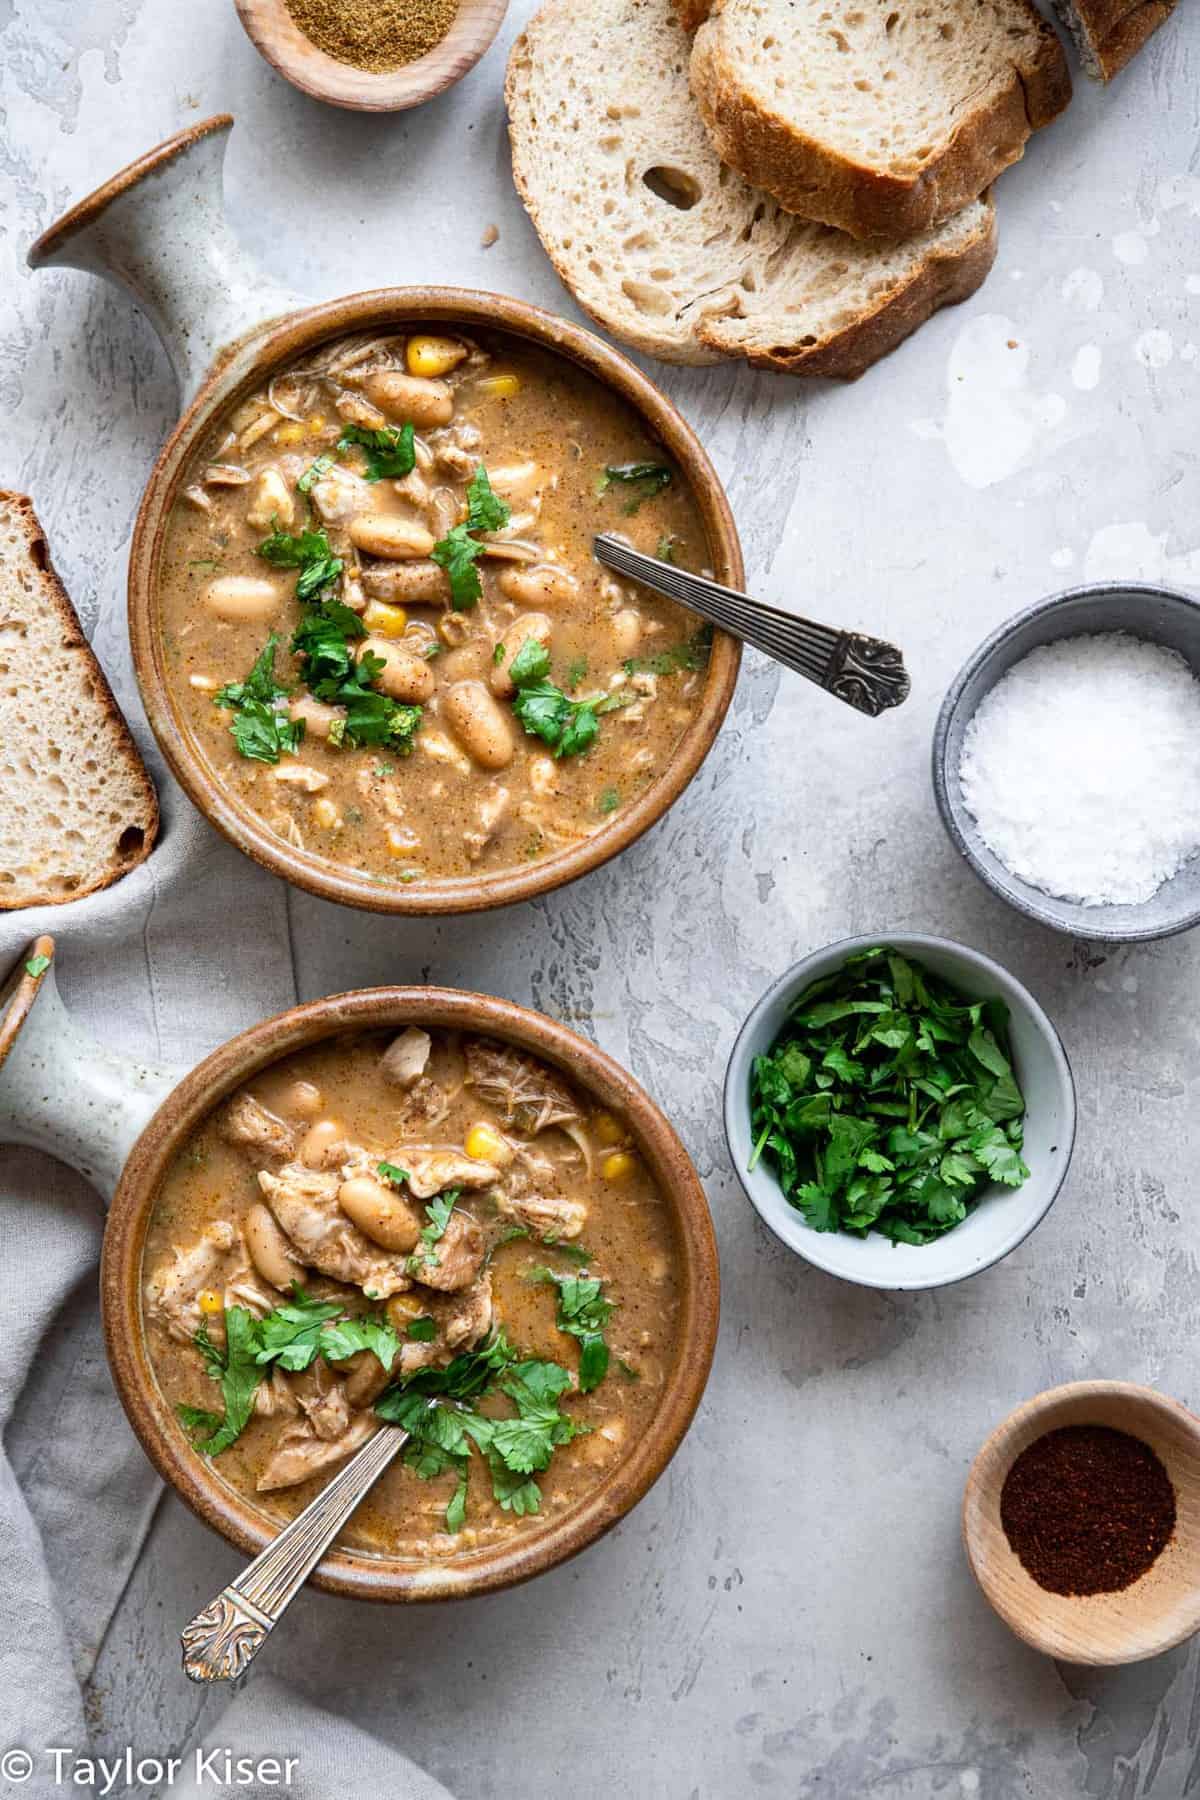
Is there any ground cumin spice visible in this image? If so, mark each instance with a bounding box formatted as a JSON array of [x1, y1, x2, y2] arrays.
[[1000, 1424, 1176, 1597], [285, 0, 460, 72]]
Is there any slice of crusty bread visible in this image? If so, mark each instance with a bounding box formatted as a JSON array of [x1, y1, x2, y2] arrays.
[[0, 492, 158, 909], [505, 0, 996, 378], [1051, 0, 1175, 77], [687, 0, 1071, 241]]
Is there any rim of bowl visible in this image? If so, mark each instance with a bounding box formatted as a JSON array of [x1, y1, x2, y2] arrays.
[[932, 581, 1200, 943], [233, 0, 509, 113], [721, 931, 1077, 1292], [962, 1379, 1200, 1664], [128, 288, 742, 916], [102, 985, 720, 1602]]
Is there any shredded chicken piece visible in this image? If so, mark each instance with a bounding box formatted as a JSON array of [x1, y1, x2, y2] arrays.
[[310, 467, 374, 525], [294, 1360, 352, 1442], [221, 1094, 295, 1162], [257, 1412, 377, 1492], [258, 1164, 411, 1297], [395, 1146, 498, 1200], [465, 785, 511, 862], [144, 1223, 236, 1344], [495, 1190, 588, 1241], [254, 1367, 300, 1419], [224, 1266, 281, 1318], [428, 1271, 493, 1348], [411, 1211, 486, 1293], [396, 1077, 451, 1133], [463, 1039, 583, 1135], [380, 1027, 431, 1090]]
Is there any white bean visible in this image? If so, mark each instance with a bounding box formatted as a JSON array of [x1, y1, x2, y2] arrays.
[[288, 695, 343, 739], [361, 559, 449, 604], [496, 564, 578, 609], [358, 636, 435, 703], [349, 515, 436, 560], [489, 612, 551, 698], [284, 1080, 323, 1117], [363, 371, 454, 428], [444, 680, 515, 770], [245, 1202, 303, 1291], [337, 1175, 421, 1252], [610, 608, 642, 658], [203, 575, 282, 622], [299, 1119, 344, 1169]]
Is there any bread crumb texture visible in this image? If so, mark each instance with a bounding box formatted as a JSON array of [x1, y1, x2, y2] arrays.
[[0, 492, 158, 909]]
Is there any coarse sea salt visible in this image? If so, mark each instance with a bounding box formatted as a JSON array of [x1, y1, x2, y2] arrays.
[[959, 633, 1200, 907]]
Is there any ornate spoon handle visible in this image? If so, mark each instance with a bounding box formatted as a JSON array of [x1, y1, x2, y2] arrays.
[[593, 534, 910, 718], [180, 1422, 409, 1683]]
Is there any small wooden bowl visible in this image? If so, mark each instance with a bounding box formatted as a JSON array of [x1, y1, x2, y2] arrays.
[[963, 1381, 1200, 1665], [233, 0, 508, 112]]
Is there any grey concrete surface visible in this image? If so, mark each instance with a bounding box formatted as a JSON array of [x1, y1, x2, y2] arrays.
[[4, 0, 1200, 1793]]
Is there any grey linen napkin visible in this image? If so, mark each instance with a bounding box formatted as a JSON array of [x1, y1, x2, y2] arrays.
[[0, 778, 452, 1795]]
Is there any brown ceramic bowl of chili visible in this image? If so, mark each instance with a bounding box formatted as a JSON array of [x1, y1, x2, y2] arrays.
[[963, 1380, 1200, 1665], [101, 984, 720, 1602], [28, 116, 742, 917]]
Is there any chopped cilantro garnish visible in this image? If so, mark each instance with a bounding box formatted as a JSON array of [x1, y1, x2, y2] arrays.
[[508, 637, 604, 759], [597, 461, 673, 514], [598, 787, 620, 815], [377, 1162, 410, 1187], [528, 1269, 614, 1391], [337, 422, 416, 482], [406, 1189, 459, 1275], [24, 953, 51, 979], [407, 1316, 438, 1342], [431, 466, 512, 610], [184, 1308, 262, 1456], [257, 525, 342, 603], [624, 626, 713, 678], [297, 451, 336, 494], [749, 946, 1030, 1245], [214, 635, 304, 766]]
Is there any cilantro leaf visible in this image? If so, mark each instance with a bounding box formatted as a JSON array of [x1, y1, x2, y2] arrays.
[[24, 953, 51, 979], [297, 451, 336, 494], [407, 1316, 438, 1342], [431, 522, 484, 611], [337, 422, 416, 482], [188, 1308, 263, 1456], [748, 946, 1029, 1246], [430, 465, 512, 609], [624, 627, 713, 678], [318, 1314, 402, 1372], [257, 525, 342, 602], [253, 1290, 345, 1372], [215, 635, 304, 766], [378, 1162, 410, 1187], [407, 1190, 459, 1275], [508, 637, 603, 760], [597, 460, 673, 513], [530, 1270, 614, 1391]]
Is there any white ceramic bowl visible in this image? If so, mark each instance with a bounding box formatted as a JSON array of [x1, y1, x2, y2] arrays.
[[723, 933, 1076, 1291]]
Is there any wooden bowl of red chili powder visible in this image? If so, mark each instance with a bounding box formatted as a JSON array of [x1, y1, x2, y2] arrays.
[[964, 1381, 1200, 1664]]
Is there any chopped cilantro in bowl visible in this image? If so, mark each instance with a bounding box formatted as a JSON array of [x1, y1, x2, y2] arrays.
[[724, 935, 1076, 1291]]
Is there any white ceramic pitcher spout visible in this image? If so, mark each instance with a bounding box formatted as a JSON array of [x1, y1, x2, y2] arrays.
[[27, 114, 310, 409], [0, 942, 178, 1203]]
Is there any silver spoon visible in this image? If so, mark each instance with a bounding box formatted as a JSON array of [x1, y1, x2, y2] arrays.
[[180, 1418, 415, 1683], [593, 534, 910, 718]]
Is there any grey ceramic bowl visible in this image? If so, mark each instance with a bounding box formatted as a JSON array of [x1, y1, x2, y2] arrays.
[[933, 582, 1200, 942], [723, 933, 1076, 1292]]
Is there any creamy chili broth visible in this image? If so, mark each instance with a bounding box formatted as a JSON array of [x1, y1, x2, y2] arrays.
[[143, 1028, 680, 1557], [157, 327, 714, 882]]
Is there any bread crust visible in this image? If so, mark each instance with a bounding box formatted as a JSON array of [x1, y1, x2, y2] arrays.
[[0, 490, 158, 909], [1053, 0, 1175, 76], [689, 2, 1071, 241], [697, 200, 998, 377]]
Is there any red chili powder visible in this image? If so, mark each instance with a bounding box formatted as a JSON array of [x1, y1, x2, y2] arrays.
[[1000, 1424, 1176, 1596]]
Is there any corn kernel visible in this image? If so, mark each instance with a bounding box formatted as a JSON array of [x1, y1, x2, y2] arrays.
[[197, 1288, 223, 1315], [385, 1292, 425, 1328], [385, 824, 418, 858], [593, 1111, 625, 1147], [465, 1122, 514, 1166], [274, 422, 306, 445], [476, 373, 520, 401], [406, 334, 467, 378], [363, 599, 408, 638], [602, 1151, 637, 1182], [308, 413, 326, 431], [313, 797, 341, 830]]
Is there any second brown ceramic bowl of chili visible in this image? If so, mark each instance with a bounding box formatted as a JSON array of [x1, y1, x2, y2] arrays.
[[29, 118, 742, 916], [102, 984, 720, 1602]]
